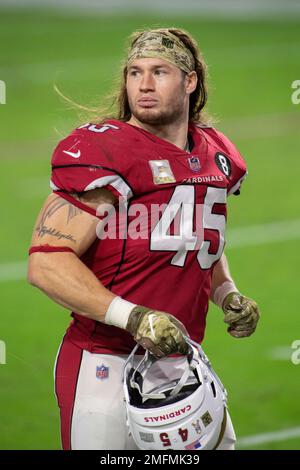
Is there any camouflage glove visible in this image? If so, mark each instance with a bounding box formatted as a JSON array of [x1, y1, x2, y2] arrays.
[[223, 292, 260, 338], [126, 306, 189, 358]]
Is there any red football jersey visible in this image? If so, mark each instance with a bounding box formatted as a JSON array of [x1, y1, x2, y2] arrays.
[[51, 120, 247, 354]]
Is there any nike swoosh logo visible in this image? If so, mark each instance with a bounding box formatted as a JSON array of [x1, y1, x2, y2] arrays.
[[63, 149, 81, 159]]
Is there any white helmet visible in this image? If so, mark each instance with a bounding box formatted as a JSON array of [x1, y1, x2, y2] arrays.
[[123, 337, 228, 450]]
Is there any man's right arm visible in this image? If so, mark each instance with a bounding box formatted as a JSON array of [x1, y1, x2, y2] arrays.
[[27, 190, 188, 357], [27, 189, 117, 322]]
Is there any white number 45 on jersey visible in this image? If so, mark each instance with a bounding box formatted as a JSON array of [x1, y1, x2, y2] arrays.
[[150, 186, 226, 269]]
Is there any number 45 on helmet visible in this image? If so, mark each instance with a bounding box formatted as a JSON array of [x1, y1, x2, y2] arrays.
[[123, 337, 228, 450]]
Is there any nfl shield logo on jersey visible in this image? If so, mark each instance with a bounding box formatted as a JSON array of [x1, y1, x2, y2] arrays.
[[188, 156, 201, 172], [96, 364, 109, 380]]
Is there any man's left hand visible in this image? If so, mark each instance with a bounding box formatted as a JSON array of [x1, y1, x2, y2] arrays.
[[222, 292, 260, 338]]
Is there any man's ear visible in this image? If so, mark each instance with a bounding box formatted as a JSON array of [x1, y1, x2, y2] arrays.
[[185, 71, 198, 95]]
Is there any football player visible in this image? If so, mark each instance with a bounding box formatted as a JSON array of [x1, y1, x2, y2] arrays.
[[27, 28, 260, 450]]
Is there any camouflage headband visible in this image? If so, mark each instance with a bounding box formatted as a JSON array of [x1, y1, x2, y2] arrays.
[[127, 30, 195, 74]]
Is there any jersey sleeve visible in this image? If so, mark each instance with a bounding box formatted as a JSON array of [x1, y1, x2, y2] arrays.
[[50, 127, 133, 202], [213, 129, 248, 196]]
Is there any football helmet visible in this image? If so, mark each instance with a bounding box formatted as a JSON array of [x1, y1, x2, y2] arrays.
[[123, 337, 228, 450]]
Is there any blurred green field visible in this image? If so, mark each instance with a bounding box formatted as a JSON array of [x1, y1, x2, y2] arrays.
[[0, 8, 300, 450]]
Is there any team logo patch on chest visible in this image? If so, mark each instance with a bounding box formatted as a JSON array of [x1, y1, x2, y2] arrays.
[[96, 364, 109, 380], [149, 160, 176, 185]]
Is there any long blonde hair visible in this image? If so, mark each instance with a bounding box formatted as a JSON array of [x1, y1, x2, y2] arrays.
[[57, 27, 212, 126]]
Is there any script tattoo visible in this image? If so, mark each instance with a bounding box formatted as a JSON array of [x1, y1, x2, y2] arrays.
[[36, 225, 76, 242], [36, 195, 82, 243]]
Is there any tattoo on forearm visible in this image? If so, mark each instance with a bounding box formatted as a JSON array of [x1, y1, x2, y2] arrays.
[[36, 224, 76, 243]]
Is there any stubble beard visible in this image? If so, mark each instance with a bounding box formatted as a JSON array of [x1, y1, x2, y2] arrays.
[[130, 99, 186, 127]]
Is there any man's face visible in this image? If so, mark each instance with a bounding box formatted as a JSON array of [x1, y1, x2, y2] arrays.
[[126, 58, 192, 126]]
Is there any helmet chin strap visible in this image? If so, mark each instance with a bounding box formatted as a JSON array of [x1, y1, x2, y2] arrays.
[[168, 365, 194, 397]]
